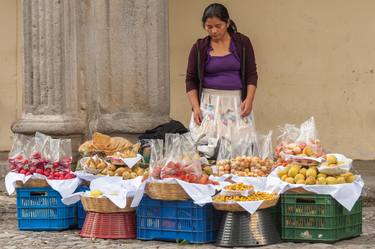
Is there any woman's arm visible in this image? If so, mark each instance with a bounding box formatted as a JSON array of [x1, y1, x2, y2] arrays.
[[187, 89, 203, 125], [240, 84, 256, 117]]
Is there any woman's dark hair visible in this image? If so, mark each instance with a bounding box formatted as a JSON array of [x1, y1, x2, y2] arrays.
[[202, 3, 237, 33]]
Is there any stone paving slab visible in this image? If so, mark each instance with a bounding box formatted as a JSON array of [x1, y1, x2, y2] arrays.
[[0, 195, 374, 249]]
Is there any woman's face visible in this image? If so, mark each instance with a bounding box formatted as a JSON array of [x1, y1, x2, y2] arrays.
[[204, 16, 229, 41]]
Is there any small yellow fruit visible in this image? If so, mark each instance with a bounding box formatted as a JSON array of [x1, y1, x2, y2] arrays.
[[326, 176, 337, 185], [305, 176, 316, 185], [89, 189, 103, 198], [288, 168, 299, 178], [281, 175, 288, 181], [317, 173, 327, 178], [278, 168, 289, 178], [326, 155, 338, 165], [336, 176, 346, 184], [299, 168, 307, 176], [295, 173, 306, 181], [303, 146, 314, 156], [317, 177, 327, 185], [296, 179, 306, 184], [306, 168, 317, 178], [345, 174, 356, 183], [285, 177, 295, 184]]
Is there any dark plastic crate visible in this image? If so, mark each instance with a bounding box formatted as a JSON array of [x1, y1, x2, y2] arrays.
[[281, 194, 362, 242], [16, 187, 77, 231], [136, 196, 221, 243]]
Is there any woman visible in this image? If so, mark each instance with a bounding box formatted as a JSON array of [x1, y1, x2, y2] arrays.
[[186, 3, 258, 145]]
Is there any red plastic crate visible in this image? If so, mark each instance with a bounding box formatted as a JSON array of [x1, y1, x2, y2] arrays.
[[80, 212, 136, 239]]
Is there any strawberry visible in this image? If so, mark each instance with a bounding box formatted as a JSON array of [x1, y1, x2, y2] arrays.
[[20, 169, 27, 175], [35, 168, 43, 175], [53, 172, 60, 178]]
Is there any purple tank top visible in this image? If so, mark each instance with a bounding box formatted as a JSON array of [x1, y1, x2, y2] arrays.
[[203, 40, 242, 90]]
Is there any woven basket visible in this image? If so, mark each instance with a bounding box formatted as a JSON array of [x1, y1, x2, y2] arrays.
[[81, 196, 134, 213], [15, 178, 49, 188], [145, 182, 189, 201], [213, 196, 279, 212]]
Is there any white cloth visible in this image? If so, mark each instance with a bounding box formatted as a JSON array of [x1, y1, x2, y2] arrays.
[[266, 166, 364, 211], [189, 89, 256, 144], [62, 176, 143, 208], [5, 172, 81, 198], [131, 178, 219, 207]]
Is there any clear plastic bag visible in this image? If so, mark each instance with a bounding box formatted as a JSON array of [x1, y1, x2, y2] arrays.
[[181, 132, 200, 165], [257, 131, 273, 160], [8, 134, 32, 172], [217, 137, 232, 162], [275, 117, 324, 165], [164, 133, 182, 164], [231, 127, 258, 158], [29, 132, 50, 168], [149, 139, 164, 179]]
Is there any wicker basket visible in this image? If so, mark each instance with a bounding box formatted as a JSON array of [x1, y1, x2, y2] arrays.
[[213, 197, 279, 212], [15, 178, 49, 188], [145, 182, 189, 201], [81, 196, 134, 213]]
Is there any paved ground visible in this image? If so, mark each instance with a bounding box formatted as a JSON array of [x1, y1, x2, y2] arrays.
[[0, 194, 374, 249]]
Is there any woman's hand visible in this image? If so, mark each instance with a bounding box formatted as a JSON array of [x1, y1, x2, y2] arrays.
[[240, 98, 253, 117], [193, 107, 203, 125]]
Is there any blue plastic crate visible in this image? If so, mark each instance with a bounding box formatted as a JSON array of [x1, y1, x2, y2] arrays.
[[75, 185, 89, 229], [136, 196, 221, 244], [16, 187, 76, 231]]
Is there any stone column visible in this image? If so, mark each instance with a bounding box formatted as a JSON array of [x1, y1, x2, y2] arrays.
[[12, 0, 86, 145], [13, 0, 170, 146], [79, 0, 170, 136]]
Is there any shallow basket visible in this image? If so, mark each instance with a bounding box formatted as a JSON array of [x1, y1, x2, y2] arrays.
[[213, 197, 279, 212], [146, 182, 189, 201], [80, 196, 134, 213]]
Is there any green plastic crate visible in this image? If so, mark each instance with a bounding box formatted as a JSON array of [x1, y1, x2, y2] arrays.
[[281, 194, 362, 242]]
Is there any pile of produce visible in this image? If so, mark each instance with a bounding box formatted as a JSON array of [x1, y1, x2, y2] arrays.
[[277, 163, 356, 185], [151, 161, 217, 185], [275, 117, 325, 166], [8, 133, 75, 180], [216, 156, 274, 177], [79, 132, 134, 156], [213, 191, 277, 202], [82, 156, 147, 179]]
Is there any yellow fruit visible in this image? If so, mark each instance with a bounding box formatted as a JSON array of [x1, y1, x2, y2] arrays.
[[285, 177, 295, 184], [122, 171, 131, 179], [317, 177, 327, 185], [281, 175, 288, 181], [299, 168, 307, 176], [278, 168, 289, 178], [306, 168, 317, 178], [296, 179, 305, 184], [89, 189, 103, 198], [327, 155, 338, 165], [303, 146, 314, 156], [326, 176, 337, 185], [305, 176, 316, 185], [295, 173, 305, 181], [345, 174, 355, 183], [288, 168, 299, 178], [336, 176, 346, 184], [317, 173, 327, 178], [130, 172, 138, 178]]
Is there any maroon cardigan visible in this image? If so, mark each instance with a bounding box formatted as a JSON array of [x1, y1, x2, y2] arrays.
[[185, 32, 258, 101]]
